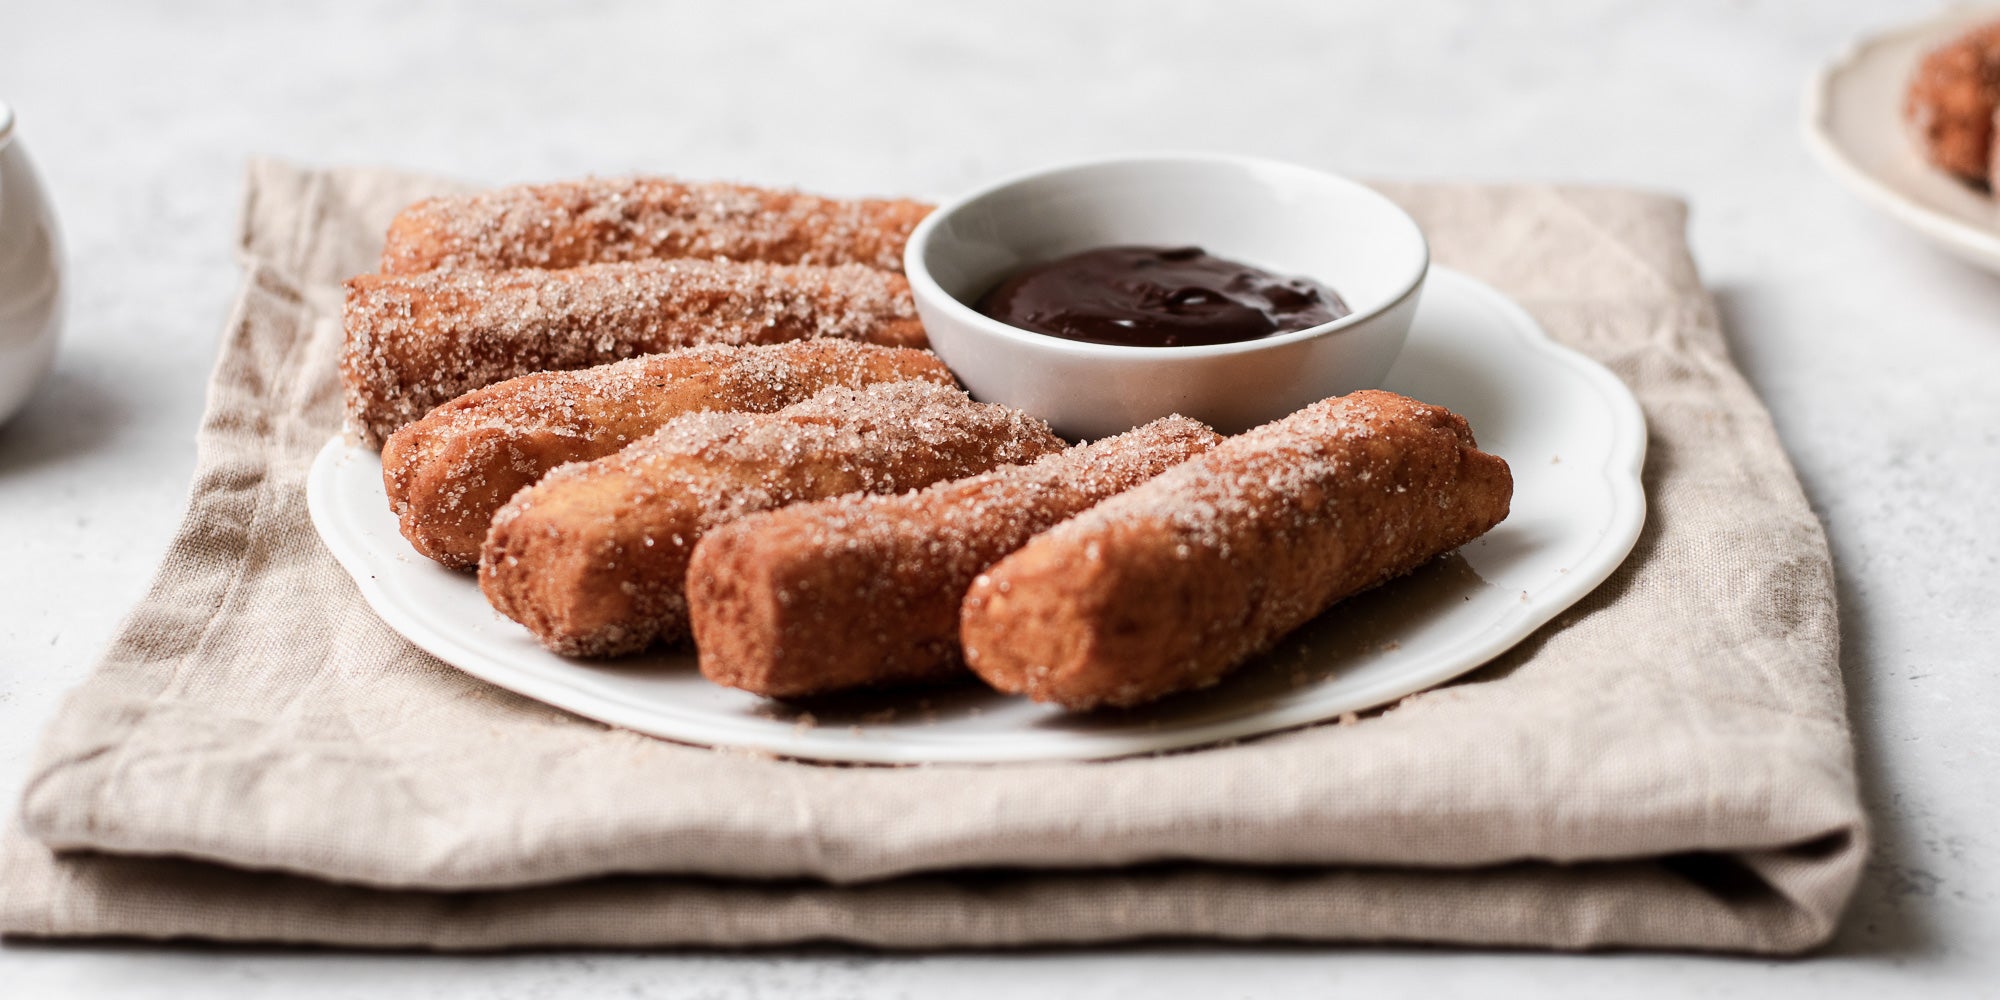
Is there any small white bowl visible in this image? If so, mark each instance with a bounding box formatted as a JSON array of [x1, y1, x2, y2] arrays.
[[903, 154, 1428, 439], [0, 101, 65, 426]]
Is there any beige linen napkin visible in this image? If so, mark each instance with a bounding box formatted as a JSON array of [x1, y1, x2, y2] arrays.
[[0, 160, 1865, 953]]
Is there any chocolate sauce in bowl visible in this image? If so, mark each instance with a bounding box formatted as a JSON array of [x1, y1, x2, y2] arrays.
[[975, 245, 1348, 348]]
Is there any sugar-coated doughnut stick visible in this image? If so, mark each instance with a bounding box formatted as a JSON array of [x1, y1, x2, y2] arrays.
[[379, 176, 932, 274], [1905, 22, 2000, 182], [960, 390, 1514, 710], [686, 416, 1222, 699], [341, 258, 924, 447], [479, 381, 1065, 658], [381, 341, 955, 570]]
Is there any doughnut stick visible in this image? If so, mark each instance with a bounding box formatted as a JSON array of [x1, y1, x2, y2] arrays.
[[1905, 23, 2000, 182], [479, 382, 1064, 657], [340, 258, 925, 447], [379, 176, 932, 274], [960, 390, 1514, 710], [687, 415, 1222, 698], [381, 341, 955, 570]]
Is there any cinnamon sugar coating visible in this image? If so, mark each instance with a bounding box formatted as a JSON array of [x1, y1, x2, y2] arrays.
[[959, 390, 1514, 710], [1906, 21, 2000, 182], [379, 176, 932, 274], [340, 257, 925, 446], [479, 381, 1064, 657], [381, 341, 954, 570], [686, 415, 1221, 699]]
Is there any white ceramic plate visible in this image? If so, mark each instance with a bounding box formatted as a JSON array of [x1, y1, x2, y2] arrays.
[[307, 266, 1646, 764], [1806, 6, 2000, 272]]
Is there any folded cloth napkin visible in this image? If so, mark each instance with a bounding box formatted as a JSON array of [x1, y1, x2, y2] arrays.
[[0, 160, 1865, 953]]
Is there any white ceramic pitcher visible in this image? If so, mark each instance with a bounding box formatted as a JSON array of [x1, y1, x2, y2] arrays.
[[0, 100, 64, 426]]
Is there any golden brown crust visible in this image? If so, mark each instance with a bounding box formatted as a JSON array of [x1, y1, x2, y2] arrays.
[[478, 381, 1065, 657], [686, 416, 1222, 699], [1906, 21, 2000, 182], [959, 390, 1514, 710], [379, 176, 932, 274], [380, 341, 956, 571], [340, 258, 925, 447]]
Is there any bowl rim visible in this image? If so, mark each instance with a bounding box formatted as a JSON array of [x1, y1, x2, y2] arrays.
[[903, 151, 1431, 360]]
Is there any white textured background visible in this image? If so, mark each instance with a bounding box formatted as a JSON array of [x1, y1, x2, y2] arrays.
[[1, 1, 1994, 996]]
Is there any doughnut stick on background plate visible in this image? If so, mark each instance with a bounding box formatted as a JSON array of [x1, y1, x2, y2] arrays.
[[1903, 22, 2000, 183], [960, 390, 1514, 710], [479, 381, 1065, 658], [381, 341, 955, 570], [685, 415, 1223, 699]]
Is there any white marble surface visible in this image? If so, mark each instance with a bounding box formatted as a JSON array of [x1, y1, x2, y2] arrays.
[[1, 1, 1995, 996]]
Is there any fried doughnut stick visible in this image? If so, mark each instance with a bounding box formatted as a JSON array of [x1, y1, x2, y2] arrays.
[[341, 258, 924, 447], [382, 341, 954, 570], [687, 416, 1222, 699], [960, 390, 1514, 710], [380, 176, 932, 274], [480, 382, 1064, 657], [1906, 22, 2000, 183]]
